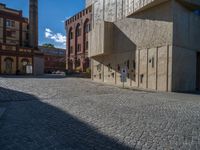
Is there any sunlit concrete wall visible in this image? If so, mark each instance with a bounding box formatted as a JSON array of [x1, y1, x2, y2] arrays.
[[90, 1, 173, 91], [90, 0, 200, 92]]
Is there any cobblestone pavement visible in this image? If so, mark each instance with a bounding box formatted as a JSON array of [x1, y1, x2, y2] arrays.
[[0, 75, 200, 150]]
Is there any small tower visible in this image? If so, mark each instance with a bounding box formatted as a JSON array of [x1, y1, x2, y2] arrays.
[[29, 0, 38, 48]]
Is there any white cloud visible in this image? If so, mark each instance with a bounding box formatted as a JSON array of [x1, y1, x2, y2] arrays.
[[61, 16, 71, 23], [44, 28, 66, 46]]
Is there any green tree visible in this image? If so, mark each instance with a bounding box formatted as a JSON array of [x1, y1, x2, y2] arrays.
[[42, 43, 55, 48]]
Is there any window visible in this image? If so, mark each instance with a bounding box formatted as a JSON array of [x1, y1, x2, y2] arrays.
[[111, 73, 115, 78], [76, 59, 81, 67], [97, 64, 101, 72], [149, 57, 155, 68], [133, 74, 136, 82], [127, 60, 130, 69], [76, 27, 81, 36], [84, 24, 91, 33], [70, 46, 73, 53], [4, 57, 13, 74], [6, 20, 15, 27], [194, 10, 200, 16], [85, 41, 88, 50], [133, 60, 136, 69], [140, 74, 144, 83], [108, 64, 112, 72], [77, 44, 81, 52], [152, 57, 155, 68], [117, 64, 120, 72], [26, 33, 29, 40], [69, 31, 73, 39], [6, 30, 16, 38], [99, 73, 101, 79]]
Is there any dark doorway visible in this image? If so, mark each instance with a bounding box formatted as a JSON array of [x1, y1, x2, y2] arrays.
[[196, 52, 200, 90]]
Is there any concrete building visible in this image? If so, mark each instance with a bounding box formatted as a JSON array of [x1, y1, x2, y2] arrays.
[[39, 46, 66, 73], [88, 0, 200, 92], [65, 6, 92, 72], [0, 0, 43, 75]]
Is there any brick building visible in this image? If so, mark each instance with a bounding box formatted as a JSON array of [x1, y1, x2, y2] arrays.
[[0, 1, 44, 75], [65, 6, 92, 72], [39, 46, 66, 73]]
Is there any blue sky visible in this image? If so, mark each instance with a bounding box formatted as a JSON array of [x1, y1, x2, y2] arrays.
[[0, 0, 85, 48]]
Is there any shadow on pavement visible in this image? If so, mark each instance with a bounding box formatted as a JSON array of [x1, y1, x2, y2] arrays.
[[0, 74, 89, 79], [0, 87, 133, 150]]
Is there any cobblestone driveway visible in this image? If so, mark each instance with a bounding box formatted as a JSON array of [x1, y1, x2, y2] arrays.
[[0, 75, 200, 150]]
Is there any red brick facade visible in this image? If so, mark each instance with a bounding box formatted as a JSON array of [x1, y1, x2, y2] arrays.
[[65, 6, 92, 72], [39, 46, 66, 73]]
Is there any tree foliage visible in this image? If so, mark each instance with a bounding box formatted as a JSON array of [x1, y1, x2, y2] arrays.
[[42, 43, 55, 48]]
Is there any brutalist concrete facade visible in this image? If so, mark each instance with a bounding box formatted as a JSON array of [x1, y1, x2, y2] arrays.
[[88, 0, 200, 92]]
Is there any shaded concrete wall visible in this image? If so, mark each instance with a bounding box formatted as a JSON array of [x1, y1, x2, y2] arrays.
[[92, 46, 172, 91], [172, 46, 196, 91], [173, 1, 200, 50], [171, 0, 200, 91]]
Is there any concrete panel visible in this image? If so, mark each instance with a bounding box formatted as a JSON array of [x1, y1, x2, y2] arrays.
[[103, 55, 116, 84], [89, 21, 113, 57], [157, 46, 168, 91], [168, 45, 173, 92], [172, 46, 196, 92], [116, 0, 123, 20], [91, 58, 104, 82], [139, 49, 147, 89], [173, 1, 200, 51], [104, 0, 117, 22], [91, 0, 172, 23], [93, 0, 104, 24], [132, 49, 140, 88], [114, 17, 173, 50], [147, 48, 157, 90]]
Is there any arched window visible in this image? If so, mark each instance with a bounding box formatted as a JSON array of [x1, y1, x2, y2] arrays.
[[83, 19, 90, 51], [85, 57, 90, 68], [84, 19, 90, 34], [76, 59, 81, 67], [68, 27, 73, 56], [75, 24, 82, 54], [68, 59, 73, 70], [4, 57, 13, 74], [76, 23, 81, 37], [68, 27, 73, 40], [21, 59, 29, 74]]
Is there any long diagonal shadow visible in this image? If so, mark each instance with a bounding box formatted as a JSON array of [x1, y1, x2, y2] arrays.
[[0, 87, 133, 150]]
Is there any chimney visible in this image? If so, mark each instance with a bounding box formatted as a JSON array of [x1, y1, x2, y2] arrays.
[[29, 0, 38, 48]]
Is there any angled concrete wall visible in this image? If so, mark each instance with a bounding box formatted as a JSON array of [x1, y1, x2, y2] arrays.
[[171, 0, 200, 91], [90, 0, 200, 92], [90, 1, 174, 91]]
